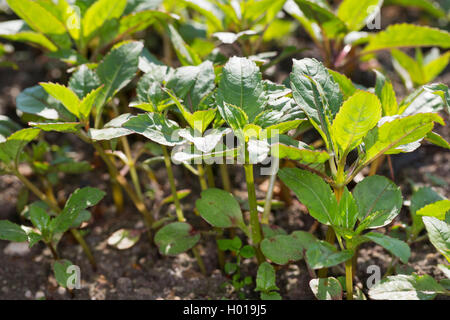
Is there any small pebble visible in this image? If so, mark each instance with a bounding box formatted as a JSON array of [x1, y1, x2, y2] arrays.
[[4, 242, 31, 257]]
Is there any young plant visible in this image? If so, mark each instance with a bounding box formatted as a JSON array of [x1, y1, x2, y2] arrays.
[[0, 0, 172, 63], [255, 262, 281, 300], [284, 0, 450, 70], [218, 236, 256, 299]]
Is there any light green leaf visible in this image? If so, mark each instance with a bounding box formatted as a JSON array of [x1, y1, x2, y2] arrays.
[[270, 135, 330, 163], [337, 0, 382, 32], [363, 24, 450, 54], [369, 274, 446, 300], [154, 222, 200, 256], [425, 132, 450, 150], [306, 240, 354, 269], [423, 51, 450, 84], [82, 0, 127, 41], [218, 56, 267, 123], [0, 128, 41, 164], [364, 232, 411, 263], [309, 277, 343, 300], [122, 113, 182, 146], [278, 168, 338, 225], [196, 188, 246, 230], [363, 113, 444, 164], [88, 113, 134, 141], [0, 20, 57, 51], [423, 216, 450, 261], [336, 187, 359, 230], [374, 70, 399, 116], [417, 200, 450, 221], [6, 0, 71, 49], [79, 86, 103, 119], [29, 122, 81, 133], [255, 262, 279, 292], [181, 0, 223, 31], [331, 91, 381, 154], [0, 220, 28, 242], [165, 24, 201, 66], [353, 175, 402, 230], [329, 69, 357, 99], [384, 0, 445, 18], [118, 10, 172, 38], [40, 83, 81, 118]]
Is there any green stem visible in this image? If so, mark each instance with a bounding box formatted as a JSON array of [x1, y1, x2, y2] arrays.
[[47, 242, 60, 260], [162, 145, 185, 222], [192, 246, 207, 276], [219, 164, 231, 192], [262, 157, 279, 225], [121, 137, 144, 201], [206, 165, 215, 188], [345, 258, 354, 300], [197, 164, 208, 191]]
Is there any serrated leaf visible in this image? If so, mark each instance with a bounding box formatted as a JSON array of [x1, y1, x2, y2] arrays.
[[423, 216, 450, 261], [29, 122, 81, 133], [270, 135, 330, 163], [122, 113, 182, 146], [154, 222, 200, 256], [0, 220, 28, 242], [363, 113, 444, 164], [0, 20, 57, 51], [363, 24, 450, 53], [364, 232, 411, 263], [309, 277, 343, 300], [425, 132, 450, 150], [353, 175, 402, 230], [196, 188, 246, 230], [278, 168, 338, 225], [88, 113, 135, 140], [368, 274, 446, 300], [331, 91, 381, 154], [329, 69, 357, 99], [306, 241, 353, 269], [217, 103, 248, 137], [217, 56, 267, 123], [79, 86, 103, 119], [0, 128, 41, 164], [374, 70, 399, 116]]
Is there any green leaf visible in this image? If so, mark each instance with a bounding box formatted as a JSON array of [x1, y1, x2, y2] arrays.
[[217, 103, 248, 136], [426, 132, 450, 150], [218, 56, 267, 123], [384, 0, 445, 18], [79, 86, 103, 119], [6, 0, 71, 49], [422, 216, 450, 262], [70, 209, 91, 228], [16, 85, 75, 121], [29, 203, 50, 232], [0, 220, 28, 242], [278, 168, 338, 225], [178, 128, 230, 154], [309, 277, 343, 300], [165, 24, 201, 66], [290, 58, 343, 148], [217, 237, 242, 252], [417, 200, 450, 221], [410, 187, 444, 236], [364, 232, 411, 263], [118, 10, 172, 38], [95, 41, 143, 109], [438, 264, 450, 280], [329, 69, 357, 99], [260, 234, 304, 265], [181, 0, 223, 31], [196, 188, 246, 230], [368, 274, 446, 300], [69, 65, 101, 99], [270, 135, 330, 163], [82, 0, 127, 41], [39, 83, 81, 118], [306, 241, 354, 269], [53, 259, 74, 288], [424, 83, 450, 114], [336, 187, 359, 230], [374, 70, 399, 116], [154, 222, 200, 256], [353, 175, 402, 230], [391, 49, 423, 87], [240, 245, 256, 259], [337, 0, 382, 32], [122, 113, 182, 146], [363, 113, 444, 164], [363, 24, 450, 54], [0, 20, 57, 51], [50, 187, 105, 234], [256, 262, 279, 292], [107, 228, 141, 250], [88, 113, 134, 141], [423, 51, 450, 84], [29, 122, 81, 133], [0, 128, 41, 164], [331, 91, 381, 154]]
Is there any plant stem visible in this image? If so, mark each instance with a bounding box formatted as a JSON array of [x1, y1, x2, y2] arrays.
[[206, 165, 215, 188], [121, 137, 144, 201], [197, 164, 208, 191], [345, 258, 354, 300], [47, 242, 59, 260], [244, 163, 264, 264], [219, 164, 231, 192], [14, 170, 96, 268], [162, 145, 185, 222], [192, 246, 207, 275], [262, 157, 279, 225]]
